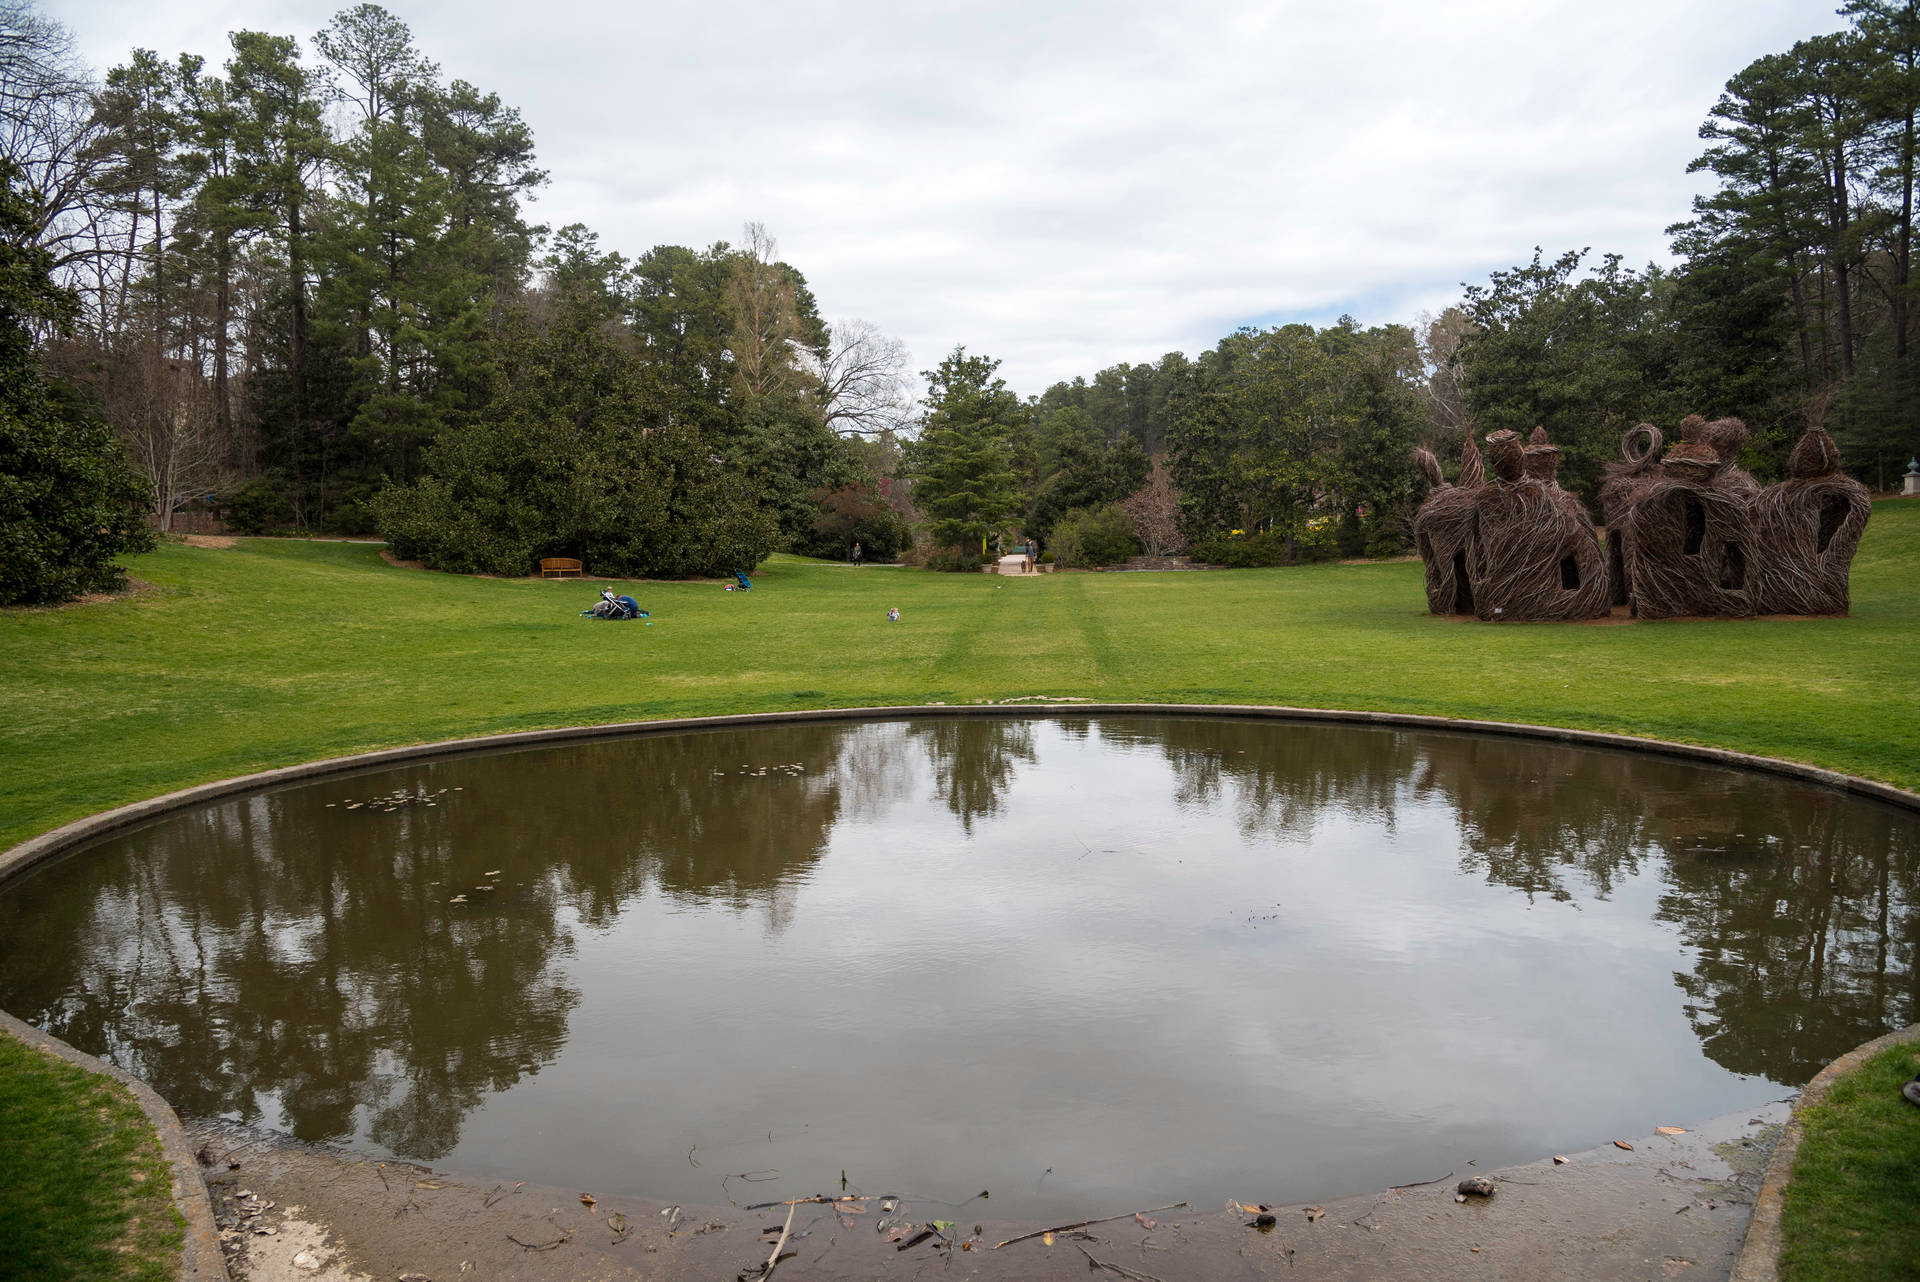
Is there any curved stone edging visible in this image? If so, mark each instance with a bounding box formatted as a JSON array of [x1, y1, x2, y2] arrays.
[[4, 703, 1918, 893], [2, 703, 1916, 1282], [0, 1009, 227, 1282], [1730, 1022, 1920, 1282]]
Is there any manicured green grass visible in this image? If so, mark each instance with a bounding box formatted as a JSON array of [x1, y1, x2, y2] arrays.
[[0, 1035, 182, 1282], [0, 502, 1914, 1282], [1, 500, 1916, 851], [1779, 1037, 1920, 1282]]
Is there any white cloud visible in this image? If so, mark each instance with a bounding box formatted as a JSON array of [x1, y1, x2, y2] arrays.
[[53, 0, 1846, 392]]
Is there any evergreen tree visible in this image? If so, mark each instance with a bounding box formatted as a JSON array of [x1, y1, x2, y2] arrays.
[[908, 346, 1023, 554]]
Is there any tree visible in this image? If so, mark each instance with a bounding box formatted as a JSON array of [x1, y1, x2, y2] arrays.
[[374, 303, 778, 577], [1121, 455, 1184, 556], [813, 317, 912, 436], [1458, 249, 1682, 504], [907, 346, 1023, 552], [0, 162, 151, 604]]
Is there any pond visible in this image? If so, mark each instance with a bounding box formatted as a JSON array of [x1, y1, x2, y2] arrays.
[[0, 715, 1913, 1219]]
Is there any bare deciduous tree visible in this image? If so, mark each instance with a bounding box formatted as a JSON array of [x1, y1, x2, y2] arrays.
[[814, 316, 913, 436], [1121, 454, 1185, 556], [727, 220, 808, 400], [0, 1, 120, 330], [47, 339, 233, 529], [1416, 306, 1475, 450]]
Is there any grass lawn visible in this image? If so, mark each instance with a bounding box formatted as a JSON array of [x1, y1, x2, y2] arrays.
[[1779, 1037, 1920, 1282], [0, 500, 1914, 1281], [1, 499, 1916, 852], [0, 1035, 182, 1282]]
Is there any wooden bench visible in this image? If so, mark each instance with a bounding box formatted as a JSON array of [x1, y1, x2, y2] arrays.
[[539, 557, 583, 579]]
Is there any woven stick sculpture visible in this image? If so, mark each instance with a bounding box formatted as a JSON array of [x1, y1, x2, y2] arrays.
[[1413, 415, 1871, 623], [1459, 432, 1485, 488], [1692, 415, 1760, 500], [1410, 446, 1478, 614], [1620, 438, 1756, 619], [1464, 429, 1611, 621], [1598, 424, 1664, 607], [1751, 427, 1872, 614]]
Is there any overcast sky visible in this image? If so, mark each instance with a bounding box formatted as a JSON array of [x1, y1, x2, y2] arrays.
[[52, 0, 1848, 395]]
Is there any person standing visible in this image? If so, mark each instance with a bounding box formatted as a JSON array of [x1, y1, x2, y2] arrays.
[[851, 541, 862, 564]]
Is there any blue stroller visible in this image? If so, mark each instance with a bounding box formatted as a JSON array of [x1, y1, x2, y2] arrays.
[[582, 588, 647, 620]]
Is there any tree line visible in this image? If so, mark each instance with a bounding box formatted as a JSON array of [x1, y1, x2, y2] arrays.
[[7, 0, 1918, 602], [0, 0, 917, 592], [911, 1, 1920, 569]]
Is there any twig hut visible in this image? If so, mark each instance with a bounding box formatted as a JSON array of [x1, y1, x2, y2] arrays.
[[1598, 424, 1664, 608], [1751, 427, 1872, 615], [1465, 430, 1611, 621], [1620, 439, 1756, 619], [1411, 445, 1478, 615]]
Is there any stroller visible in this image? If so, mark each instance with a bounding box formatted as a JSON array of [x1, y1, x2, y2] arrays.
[[582, 588, 646, 621]]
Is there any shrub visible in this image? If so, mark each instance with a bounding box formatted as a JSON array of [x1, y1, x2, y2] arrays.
[[0, 167, 153, 605], [922, 547, 985, 573], [1191, 529, 1289, 567], [799, 483, 914, 562], [1049, 503, 1141, 568], [1190, 521, 1340, 567], [219, 479, 293, 535]]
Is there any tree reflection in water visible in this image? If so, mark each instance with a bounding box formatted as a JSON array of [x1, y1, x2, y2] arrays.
[[0, 716, 1912, 1171], [1146, 721, 1916, 1087]]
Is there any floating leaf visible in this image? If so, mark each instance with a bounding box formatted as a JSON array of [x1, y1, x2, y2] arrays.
[[485, 870, 502, 877]]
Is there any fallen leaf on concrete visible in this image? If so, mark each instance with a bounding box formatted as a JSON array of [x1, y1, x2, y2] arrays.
[[1134, 1212, 1156, 1230], [579, 1193, 597, 1212], [1553, 1155, 1569, 1165], [1656, 1126, 1688, 1136], [1615, 1140, 1635, 1151], [1304, 1206, 1325, 1223]]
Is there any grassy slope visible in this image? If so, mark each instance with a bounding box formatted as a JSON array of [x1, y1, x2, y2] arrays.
[[0, 1036, 182, 1282], [1, 500, 1915, 851], [1779, 1039, 1920, 1282]]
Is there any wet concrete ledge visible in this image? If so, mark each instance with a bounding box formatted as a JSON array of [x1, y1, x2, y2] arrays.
[[0, 1008, 228, 1282], [2, 704, 1916, 1282], [1730, 1022, 1920, 1282]]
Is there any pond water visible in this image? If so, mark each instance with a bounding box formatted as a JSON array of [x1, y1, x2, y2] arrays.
[[1, 716, 1913, 1219]]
